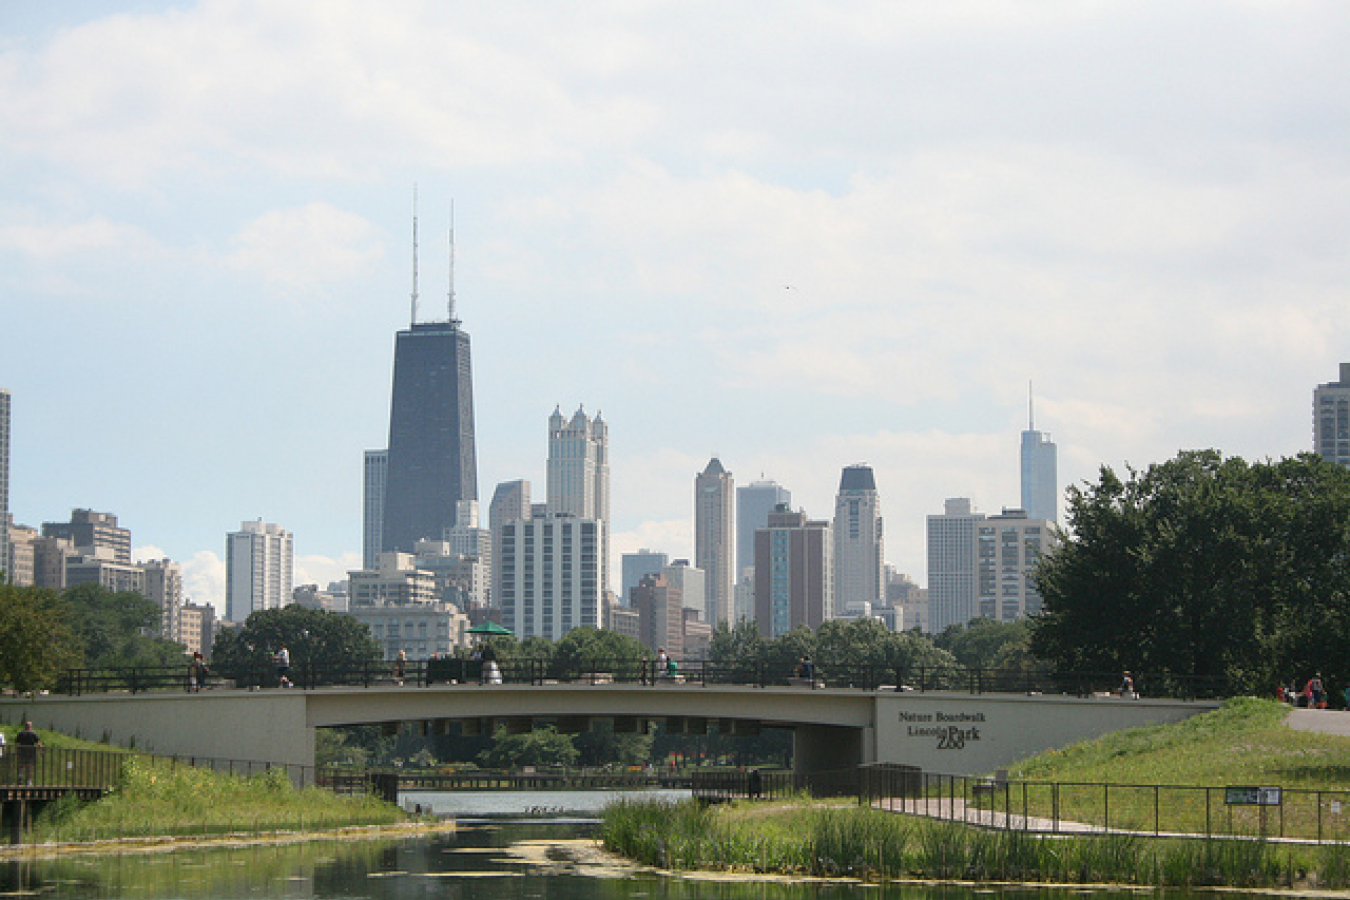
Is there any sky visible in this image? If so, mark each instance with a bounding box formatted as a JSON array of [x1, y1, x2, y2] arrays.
[[3, 1, 1349, 612]]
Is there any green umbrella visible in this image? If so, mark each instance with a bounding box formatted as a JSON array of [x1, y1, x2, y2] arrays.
[[467, 620, 514, 636]]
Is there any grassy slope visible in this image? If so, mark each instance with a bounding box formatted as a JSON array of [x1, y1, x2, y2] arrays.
[[1008, 697, 1350, 788]]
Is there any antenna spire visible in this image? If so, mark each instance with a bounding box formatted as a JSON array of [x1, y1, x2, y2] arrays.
[[1028, 381, 1035, 430], [410, 185, 420, 326], [448, 199, 457, 323]]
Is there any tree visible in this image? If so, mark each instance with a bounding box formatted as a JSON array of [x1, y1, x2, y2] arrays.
[[934, 618, 1031, 669], [553, 627, 647, 675], [0, 585, 82, 691], [63, 583, 186, 669], [478, 725, 579, 769], [1031, 451, 1350, 695], [210, 605, 382, 684]]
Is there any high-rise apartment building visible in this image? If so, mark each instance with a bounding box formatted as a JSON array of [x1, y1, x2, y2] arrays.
[[225, 520, 294, 622], [976, 508, 1054, 622], [140, 558, 183, 640], [631, 572, 683, 656], [1315, 363, 1350, 467], [694, 457, 734, 627], [381, 216, 478, 560], [927, 498, 984, 632], [753, 507, 833, 638], [42, 509, 131, 564], [362, 449, 387, 569], [1020, 392, 1058, 524], [497, 515, 603, 640], [0, 388, 9, 581], [833, 464, 884, 608], [737, 479, 790, 583]]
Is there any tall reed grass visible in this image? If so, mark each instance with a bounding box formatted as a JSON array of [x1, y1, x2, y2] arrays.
[[600, 796, 1342, 887]]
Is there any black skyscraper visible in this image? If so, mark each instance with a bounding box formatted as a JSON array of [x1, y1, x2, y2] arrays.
[[381, 319, 478, 554]]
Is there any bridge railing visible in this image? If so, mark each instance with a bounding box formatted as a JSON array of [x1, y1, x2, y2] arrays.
[[52, 660, 1226, 700]]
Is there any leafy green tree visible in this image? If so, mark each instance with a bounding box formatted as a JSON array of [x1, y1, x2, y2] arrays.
[[0, 585, 82, 691], [478, 725, 579, 769], [63, 583, 186, 669], [934, 618, 1031, 669], [1032, 451, 1350, 695], [553, 627, 647, 676], [210, 605, 381, 683]]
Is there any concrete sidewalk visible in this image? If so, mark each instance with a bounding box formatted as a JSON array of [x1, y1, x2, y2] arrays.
[[1286, 707, 1350, 737]]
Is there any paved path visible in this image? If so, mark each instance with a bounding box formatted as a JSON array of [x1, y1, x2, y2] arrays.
[[1285, 707, 1350, 737]]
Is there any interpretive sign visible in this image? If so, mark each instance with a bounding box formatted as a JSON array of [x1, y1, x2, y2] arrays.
[[1224, 786, 1282, 806]]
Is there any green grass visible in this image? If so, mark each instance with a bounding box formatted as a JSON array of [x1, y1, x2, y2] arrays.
[[956, 698, 1350, 840], [1010, 697, 1349, 787], [600, 796, 1337, 887], [26, 756, 407, 843]]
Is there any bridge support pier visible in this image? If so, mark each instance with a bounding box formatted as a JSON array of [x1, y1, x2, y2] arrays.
[[793, 724, 863, 775]]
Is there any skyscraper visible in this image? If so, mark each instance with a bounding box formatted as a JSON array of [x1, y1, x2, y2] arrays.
[[489, 479, 531, 611], [694, 457, 735, 627], [225, 520, 294, 622], [736, 479, 791, 581], [1314, 363, 1350, 467], [546, 406, 608, 520], [1020, 390, 1058, 524], [0, 388, 9, 581], [621, 549, 668, 603], [927, 498, 984, 632], [362, 449, 387, 570], [381, 209, 477, 554], [753, 507, 833, 638], [833, 464, 884, 608], [546, 406, 609, 592], [497, 515, 603, 640], [976, 508, 1054, 622], [42, 509, 131, 563]]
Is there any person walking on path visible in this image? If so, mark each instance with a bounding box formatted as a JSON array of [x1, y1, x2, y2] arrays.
[[16, 721, 41, 785], [1306, 673, 1327, 709]]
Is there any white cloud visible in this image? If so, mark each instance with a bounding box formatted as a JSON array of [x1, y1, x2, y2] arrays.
[[294, 552, 361, 592], [181, 550, 226, 612], [227, 203, 383, 290], [0, 217, 161, 259]]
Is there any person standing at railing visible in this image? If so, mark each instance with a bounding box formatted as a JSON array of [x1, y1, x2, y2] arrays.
[[274, 646, 292, 688], [188, 651, 208, 692], [16, 721, 41, 785]]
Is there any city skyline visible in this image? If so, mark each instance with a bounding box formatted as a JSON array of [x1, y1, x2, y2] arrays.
[[4, 4, 1348, 612]]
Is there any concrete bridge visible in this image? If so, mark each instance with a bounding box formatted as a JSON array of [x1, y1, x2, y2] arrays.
[[0, 684, 1217, 777]]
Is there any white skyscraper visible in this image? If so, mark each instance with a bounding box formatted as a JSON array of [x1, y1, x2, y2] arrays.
[[546, 406, 609, 593], [497, 515, 604, 640], [1020, 391, 1058, 524], [694, 457, 734, 626], [363, 449, 388, 570], [926, 498, 984, 632], [225, 520, 294, 622], [833, 464, 885, 609], [546, 406, 608, 520]]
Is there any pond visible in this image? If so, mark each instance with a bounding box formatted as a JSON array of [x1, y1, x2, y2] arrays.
[[0, 790, 1217, 900]]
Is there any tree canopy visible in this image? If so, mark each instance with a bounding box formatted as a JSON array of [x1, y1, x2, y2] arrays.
[[64, 583, 186, 670], [0, 585, 82, 691], [1031, 450, 1350, 695], [210, 605, 382, 682]]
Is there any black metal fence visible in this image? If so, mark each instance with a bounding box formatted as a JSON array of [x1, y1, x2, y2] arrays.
[[54, 660, 1226, 700], [859, 765, 1350, 844], [0, 747, 132, 792], [691, 767, 868, 802]]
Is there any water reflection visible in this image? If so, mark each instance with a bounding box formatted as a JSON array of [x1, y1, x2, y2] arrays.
[[0, 800, 1197, 900]]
